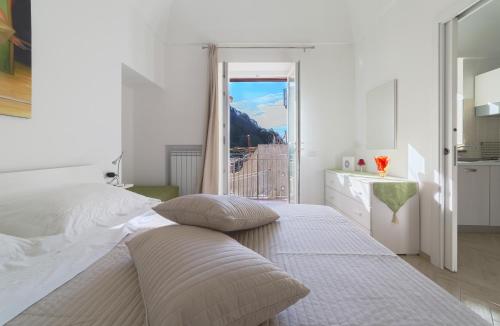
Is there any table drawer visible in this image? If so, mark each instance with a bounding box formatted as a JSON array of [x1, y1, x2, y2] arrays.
[[326, 171, 370, 207], [326, 171, 354, 198], [348, 179, 371, 207], [327, 188, 371, 231]]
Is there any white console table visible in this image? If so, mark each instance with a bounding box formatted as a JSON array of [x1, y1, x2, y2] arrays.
[[325, 169, 420, 254]]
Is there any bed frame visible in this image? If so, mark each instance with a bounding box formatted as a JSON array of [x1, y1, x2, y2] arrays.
[[0, 165, 104, 195]]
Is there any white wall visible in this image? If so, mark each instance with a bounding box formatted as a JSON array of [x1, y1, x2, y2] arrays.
[[348, 0, 477, 265], [122, 84, 136, 184], [120, 44, 209, 187], [129, 43, 355, 204], [129, 85, 171, 186], [0, 0, 170, 175], [123, 0, 356, 203]]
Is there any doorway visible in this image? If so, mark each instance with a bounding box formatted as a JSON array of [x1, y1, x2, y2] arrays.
[[221, 62, 300, 203], [440, 1, 500, 313]]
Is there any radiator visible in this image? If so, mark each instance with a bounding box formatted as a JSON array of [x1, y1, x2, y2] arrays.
[[166, 145, 203, 196]]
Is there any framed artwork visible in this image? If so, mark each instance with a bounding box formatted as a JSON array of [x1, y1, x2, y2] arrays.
[[342, 156, 355, 172], [0, 0, 31, 118]]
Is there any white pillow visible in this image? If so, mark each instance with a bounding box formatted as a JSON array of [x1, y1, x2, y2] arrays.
[[0, 183, 160, 238], [153, 194, 280, 232], [127, 225, 310, 326]]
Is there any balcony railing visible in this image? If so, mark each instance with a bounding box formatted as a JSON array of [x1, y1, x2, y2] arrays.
[[229, 148, 289, 201]]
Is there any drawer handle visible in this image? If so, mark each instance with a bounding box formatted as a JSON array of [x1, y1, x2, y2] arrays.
[[464, 168, 477, 173]]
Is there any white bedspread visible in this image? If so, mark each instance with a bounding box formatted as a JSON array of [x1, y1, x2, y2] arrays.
[[0, 210, 173, 325], [5, 203, 489, 326], [231, 203, 489, 326]]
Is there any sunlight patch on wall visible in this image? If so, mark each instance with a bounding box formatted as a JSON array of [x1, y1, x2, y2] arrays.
[[408, 144, 425, 183]]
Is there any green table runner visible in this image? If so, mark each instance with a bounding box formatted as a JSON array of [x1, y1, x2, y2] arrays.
[[373, 183, 418, 224], [329, 169, 418, 224]]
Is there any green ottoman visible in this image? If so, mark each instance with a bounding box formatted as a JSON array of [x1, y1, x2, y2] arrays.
[[128, 186, 179, 202]]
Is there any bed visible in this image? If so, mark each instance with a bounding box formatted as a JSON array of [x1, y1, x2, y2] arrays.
[[0, 166, 489, 326]]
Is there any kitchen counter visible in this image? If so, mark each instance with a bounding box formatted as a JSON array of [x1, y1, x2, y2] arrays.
[[458, 160, 500, 166]]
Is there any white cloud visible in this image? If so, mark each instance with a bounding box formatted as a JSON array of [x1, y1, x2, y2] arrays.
[[230, 92, 287, 130], [231, 93, 284, 114], [253, 93, 284, 105], [253, 102, 287, 129]]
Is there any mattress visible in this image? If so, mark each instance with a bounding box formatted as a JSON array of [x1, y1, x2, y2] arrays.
[[7, 204, 488, 326]]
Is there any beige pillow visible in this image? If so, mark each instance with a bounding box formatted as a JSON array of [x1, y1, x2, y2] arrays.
[[153, 194, 279, 232], [127, 225, 309, 326]]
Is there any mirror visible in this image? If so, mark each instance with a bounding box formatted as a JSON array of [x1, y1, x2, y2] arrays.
[[366, 80, 397, 149]]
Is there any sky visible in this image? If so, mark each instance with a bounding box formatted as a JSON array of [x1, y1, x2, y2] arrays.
[[229, 82, 288, 138]]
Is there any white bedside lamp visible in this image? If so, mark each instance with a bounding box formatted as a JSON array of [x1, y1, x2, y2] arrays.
[[108, 152, 123, 186]]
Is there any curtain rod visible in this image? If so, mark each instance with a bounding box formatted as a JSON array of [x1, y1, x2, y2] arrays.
[[201, 45, 316, 50]]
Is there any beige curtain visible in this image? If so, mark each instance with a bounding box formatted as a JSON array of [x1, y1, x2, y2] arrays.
[[200, 44, 220, 194]]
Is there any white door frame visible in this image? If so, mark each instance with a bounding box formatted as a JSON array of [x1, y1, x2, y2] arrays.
[[438, 0, 492, 272], [287, 62, 301, 204], [296, 61, 301, 204], [221, 61, 301, 201], [439, 18, 459, 272]]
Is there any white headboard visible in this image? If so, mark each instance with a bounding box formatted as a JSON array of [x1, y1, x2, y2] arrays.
[[0, 165, 104, 195]]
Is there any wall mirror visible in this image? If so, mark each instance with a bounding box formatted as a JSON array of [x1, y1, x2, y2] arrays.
[[366, 79, 398, 149]]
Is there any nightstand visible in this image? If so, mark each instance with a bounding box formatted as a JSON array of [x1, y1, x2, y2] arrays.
[[127, 185, 179, 202], [325, 169, 420, 254]]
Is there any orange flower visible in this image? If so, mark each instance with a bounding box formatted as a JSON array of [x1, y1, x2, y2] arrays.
[[374, 156, 390, 175]]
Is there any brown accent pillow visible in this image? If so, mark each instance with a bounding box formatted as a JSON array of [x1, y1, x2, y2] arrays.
[[153, 194, 279, 231], [127, 225, 309, 326]]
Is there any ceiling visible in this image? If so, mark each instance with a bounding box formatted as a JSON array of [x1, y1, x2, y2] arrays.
[[458, 0, 500, 59], [347, 0, 398, 42], [133, 0, 174, 42], [164, 0, 353, 44], [136, 0, 419, 46], [134, 0, 413, 46], [135, 0, 500, 54]]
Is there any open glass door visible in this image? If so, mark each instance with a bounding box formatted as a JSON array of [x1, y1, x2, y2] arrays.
[[222, 62, 299, 202], [287, 62, 300, 204]]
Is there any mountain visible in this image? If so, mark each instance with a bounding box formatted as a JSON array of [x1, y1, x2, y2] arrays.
[[230, 106, 284, 148]]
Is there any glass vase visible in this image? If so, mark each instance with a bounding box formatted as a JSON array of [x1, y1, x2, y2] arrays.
[[377, 169, 388, 177]]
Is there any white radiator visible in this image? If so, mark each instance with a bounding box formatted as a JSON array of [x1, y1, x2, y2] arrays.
[[167, 145, 203, 196]]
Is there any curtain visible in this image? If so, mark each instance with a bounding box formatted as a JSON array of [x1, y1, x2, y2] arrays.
[[200, 44, 220, 194]]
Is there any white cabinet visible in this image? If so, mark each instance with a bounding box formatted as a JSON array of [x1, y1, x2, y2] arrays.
[[490, 166, 500, 226], [325, 170, 420, 254], [458, 165, 492, 226], [475, 68, 500, 107]]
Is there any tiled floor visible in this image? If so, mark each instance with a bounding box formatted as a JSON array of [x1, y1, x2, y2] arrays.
[[402, 232, 500, 325]]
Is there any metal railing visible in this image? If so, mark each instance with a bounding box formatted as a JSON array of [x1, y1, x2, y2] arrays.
[[229, 153, 289, 201]]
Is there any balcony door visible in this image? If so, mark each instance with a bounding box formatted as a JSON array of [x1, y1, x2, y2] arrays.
[[222, 62, 300, 203]]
